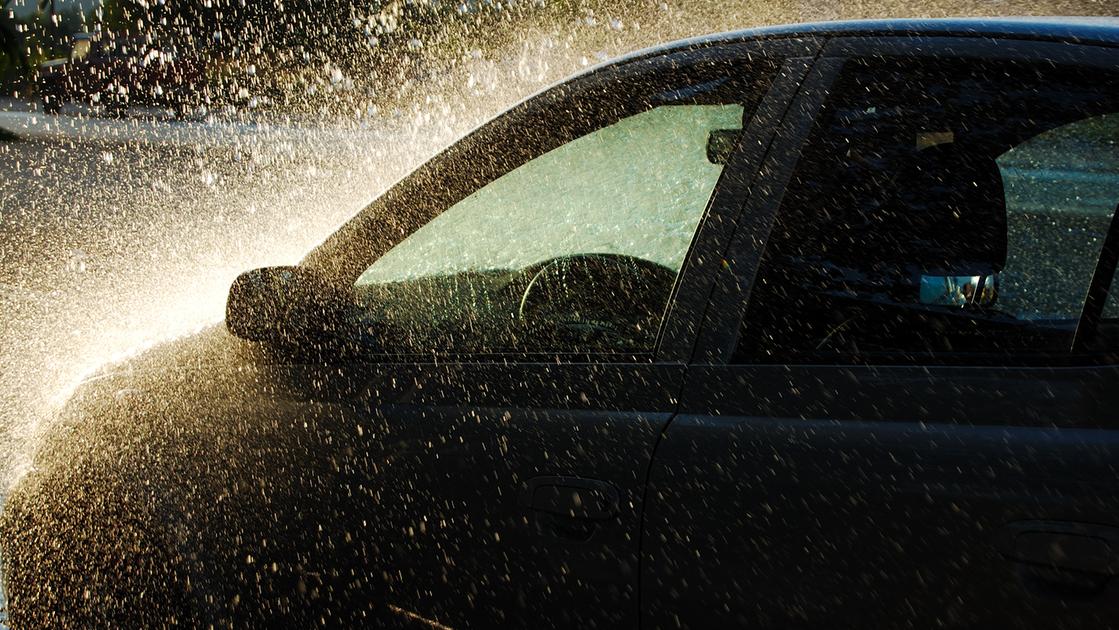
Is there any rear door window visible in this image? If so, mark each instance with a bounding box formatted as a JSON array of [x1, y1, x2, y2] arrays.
[[998, 113, 1119, 322], [734, 57, 1119, 364]]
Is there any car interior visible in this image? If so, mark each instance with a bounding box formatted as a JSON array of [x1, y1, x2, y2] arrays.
[[351, 253, 677, 354]]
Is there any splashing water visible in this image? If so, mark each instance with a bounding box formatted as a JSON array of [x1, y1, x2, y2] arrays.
[[0, 0, 1112, 491], [0, 2, 1114, 625]]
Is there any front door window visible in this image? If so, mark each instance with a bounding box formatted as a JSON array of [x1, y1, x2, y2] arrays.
[[354, 99, 747, 353]]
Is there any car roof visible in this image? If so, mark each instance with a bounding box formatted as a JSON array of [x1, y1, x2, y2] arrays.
[[732, 16, 1117, 41], [614, 17, 1119, 65]]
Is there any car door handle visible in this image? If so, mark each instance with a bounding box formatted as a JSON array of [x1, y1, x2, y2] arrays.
[[998, 521, 1119, 576], [519, 476, 620, 521]]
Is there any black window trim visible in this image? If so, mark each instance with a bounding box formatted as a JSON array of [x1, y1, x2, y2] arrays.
[[688, 55, 846, 364], [824, 34, 1119, 68], [1074, 202, 1119, 353], [658, 52, 820, 363]]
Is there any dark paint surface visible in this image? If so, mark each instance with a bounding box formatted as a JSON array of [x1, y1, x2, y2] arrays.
[[643, 364, 1119, 628]]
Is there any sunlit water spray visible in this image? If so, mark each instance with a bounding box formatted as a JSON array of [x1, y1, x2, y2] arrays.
[[0, 131, 389, 488], [0, 2, 1114, 624], [0, 32, 605, 493], [0, 0, 1112, 494]]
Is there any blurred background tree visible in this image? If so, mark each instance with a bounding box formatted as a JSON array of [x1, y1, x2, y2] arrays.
[[2, 0, 572, 112], [9, 0, 1112, 121], [1, 0, 92, 94]]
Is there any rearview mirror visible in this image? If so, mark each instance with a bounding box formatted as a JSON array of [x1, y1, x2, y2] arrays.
[[226, 266, 353, 345], [919, 273, 998, 308]]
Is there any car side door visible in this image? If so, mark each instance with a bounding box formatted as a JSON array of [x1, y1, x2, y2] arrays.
[[301, 38, 821, 628], [643, 35, 1119, 628]]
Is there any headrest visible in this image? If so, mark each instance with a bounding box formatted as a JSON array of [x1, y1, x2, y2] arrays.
[[882, 143, 1008, 276]]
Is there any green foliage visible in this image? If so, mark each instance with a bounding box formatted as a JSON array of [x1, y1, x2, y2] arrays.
[[66, 0, 601, 114], [1, 3, 88, 91], [96, 0, 130, 31]]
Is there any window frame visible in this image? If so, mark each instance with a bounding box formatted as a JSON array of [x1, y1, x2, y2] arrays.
[[1074, 203, 1119, 354], [700, 35, 1119, 368], [300, 37, 821, 364]]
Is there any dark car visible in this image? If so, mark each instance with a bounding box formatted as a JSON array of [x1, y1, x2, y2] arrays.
[[4, 17, 1119, 629], [37, 32, 206, 115]]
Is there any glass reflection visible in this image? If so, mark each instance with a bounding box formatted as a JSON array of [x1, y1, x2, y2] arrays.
[[919, 273, 999, 307]]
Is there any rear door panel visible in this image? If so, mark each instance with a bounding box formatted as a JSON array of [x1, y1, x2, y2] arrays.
[[644, 364, 1119, 628], [642, 37, 1119, 629]]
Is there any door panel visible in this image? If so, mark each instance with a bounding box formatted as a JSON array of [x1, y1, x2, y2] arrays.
[[300, 40, 816, 629], [346, 362, 682, 628], [643, 38, 1119, 630], [255, 33, 826, 627], [644, 364, 1119, 629]]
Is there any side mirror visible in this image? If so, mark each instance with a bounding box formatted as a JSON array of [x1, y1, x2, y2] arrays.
[[226, 266, 353, 345]]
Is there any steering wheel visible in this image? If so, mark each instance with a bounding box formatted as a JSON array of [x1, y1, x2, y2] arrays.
[[517, 253, 676, 348]]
